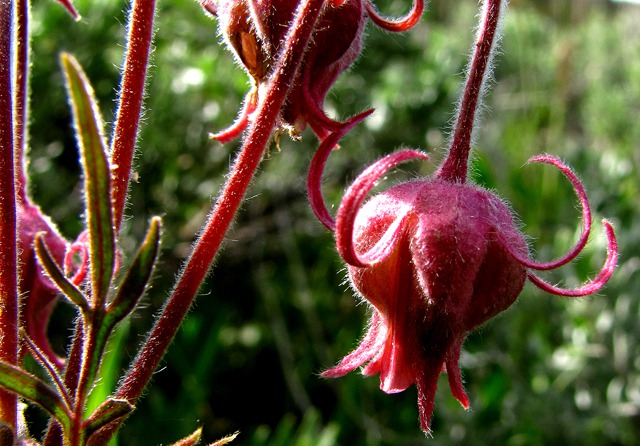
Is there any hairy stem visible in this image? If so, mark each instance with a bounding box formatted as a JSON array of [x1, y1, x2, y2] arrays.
[[14, 0, 28, 202], [436, 0, 502, 183], [110, 0, 156, 231], [42, 321, 84, 446], [86, 0, 327, 441], [0, 0, 18, 432]]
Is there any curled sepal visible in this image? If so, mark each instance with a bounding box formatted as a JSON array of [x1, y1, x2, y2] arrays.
[[527, 220, 618, 297], [61, 53, 116, 306], [84, 398, 134, 439], [365, 0, 425, 32], [336, 149, 429, 268], [307, 109, 374, 231], [34, 233, 89, 313], [0, 361, 72, 436], [322, 310, 385, 378], [210, 90, 258, 144], [106, 217, 161, 326], [503, 155, 592, 271]]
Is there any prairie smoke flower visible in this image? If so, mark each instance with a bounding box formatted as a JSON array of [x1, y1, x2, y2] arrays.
[[199, 0, 424, 142], [309, 0, 618, 433], [316, 150, 617, 433]]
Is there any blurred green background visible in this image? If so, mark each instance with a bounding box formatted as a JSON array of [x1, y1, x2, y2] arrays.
[[24, 0, 639, 444]]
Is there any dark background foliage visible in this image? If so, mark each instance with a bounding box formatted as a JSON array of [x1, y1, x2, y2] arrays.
[[25, 0, 639, 444]]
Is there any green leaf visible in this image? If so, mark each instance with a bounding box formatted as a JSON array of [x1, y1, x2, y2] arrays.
[[34, 232, 89, 312], [61, 53, 115, 306], [106, 217, 161, 326], [84, 398, 134, 438], [0, 361, 72, 434]]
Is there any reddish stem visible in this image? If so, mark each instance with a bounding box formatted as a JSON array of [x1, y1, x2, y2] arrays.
[[14, 0, 29, 202], [436, 0, 502, 183], [0, 0, 18, 432], [110, 0, 156, 231], [79, 1, 328, 443]]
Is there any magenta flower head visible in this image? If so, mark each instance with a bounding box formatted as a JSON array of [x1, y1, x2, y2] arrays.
[[308, 0, 619, 434], [199, 0, 424, 142], [318, 150, 617, 433]]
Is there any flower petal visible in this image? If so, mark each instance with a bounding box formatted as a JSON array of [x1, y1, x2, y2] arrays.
[[444, 338, 470, 409]]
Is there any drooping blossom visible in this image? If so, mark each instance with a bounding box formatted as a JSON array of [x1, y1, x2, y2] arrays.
[[308, 0, 619, 434], [318, 150, 617, 432], [199, 0, 424, 143], [17, 199, 87, 369]]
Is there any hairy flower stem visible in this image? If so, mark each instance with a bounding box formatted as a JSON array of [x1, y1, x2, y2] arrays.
[[77, 1, 329, 443], [42, 3, 157, 444], [436, 0, 502, 183], [14, 0, 28, 202], [110, 0, 156, 231], [0, 0, 18, 433]]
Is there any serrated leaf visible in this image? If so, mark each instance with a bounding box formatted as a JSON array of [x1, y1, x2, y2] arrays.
[[84, 398, 134, 437], [106, 217, 161, 326], [61, 53, 115, 306], [0, 361, 71, 434], [34, 233, 89, 312]]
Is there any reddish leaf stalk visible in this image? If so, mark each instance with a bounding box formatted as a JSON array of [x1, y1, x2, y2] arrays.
[[110, 0, 157, 231], [87, 0, 329, 440], [0, 0, 18, 432], [436, 0, 502, 183]]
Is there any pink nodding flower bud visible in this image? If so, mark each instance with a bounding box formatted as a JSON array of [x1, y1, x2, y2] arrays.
[[17, 201, 70, 369], [17, 200, 90, 370], [318, 150, 617, 433], [200, 0, 424, 143], [303, 0, 619, 435]]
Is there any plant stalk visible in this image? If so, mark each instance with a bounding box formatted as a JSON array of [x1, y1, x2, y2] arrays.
[[110, 0, 157, 232], [14, 0, 28, 202], [76, 0, 329, 443], [0, 0, 18, 433], [436, 0, 503, 183]]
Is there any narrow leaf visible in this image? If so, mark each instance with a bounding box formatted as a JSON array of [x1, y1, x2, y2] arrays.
[[0, 361, 71, 433], [84, 398, 134, 437], [168, 427, 202, 446], [106, 217, 161, 326], [34, 233, 89, 312], [61, 53, 115, 306], [210, 431, 239, 446], [20, 329, 72, 411]]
